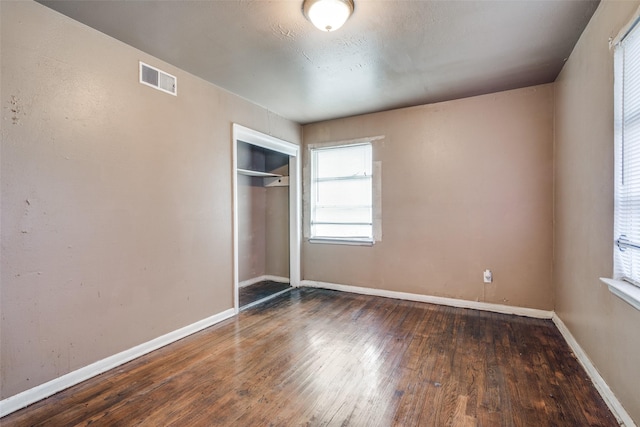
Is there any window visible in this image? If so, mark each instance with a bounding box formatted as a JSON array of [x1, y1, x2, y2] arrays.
[[310, 143, 373, 244], [614, 19, 640, 285], [605, 18, 640, 311]]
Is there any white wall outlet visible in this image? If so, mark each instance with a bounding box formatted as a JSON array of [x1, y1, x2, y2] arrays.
[[483, 269, 493, 283]]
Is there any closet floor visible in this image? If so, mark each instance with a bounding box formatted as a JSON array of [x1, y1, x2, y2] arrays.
[[239, 280, 291, 309]]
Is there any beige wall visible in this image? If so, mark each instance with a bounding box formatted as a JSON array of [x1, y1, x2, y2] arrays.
[[303, 85, 554, 310], [0, 1, 300, 399], [265, 186, 290, 278], [238, 178, 267, 282], [238, 182, 289, 282], [554, 1, 640, 422]]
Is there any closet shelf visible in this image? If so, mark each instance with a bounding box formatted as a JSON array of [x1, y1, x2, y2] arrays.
[[237, 168, 283, 178]]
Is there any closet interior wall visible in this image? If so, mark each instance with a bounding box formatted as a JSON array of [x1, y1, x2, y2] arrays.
[[237, 142, 290, 284]]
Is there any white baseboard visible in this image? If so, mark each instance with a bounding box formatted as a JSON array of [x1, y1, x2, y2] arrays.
[[0, 308, 236, 418], [300, 280, 554, 319], [239, 275, 290, 288], [552, 314, 636, 427]]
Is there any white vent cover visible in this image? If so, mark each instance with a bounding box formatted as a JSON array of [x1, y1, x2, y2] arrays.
[[139, 62, 177, 96]]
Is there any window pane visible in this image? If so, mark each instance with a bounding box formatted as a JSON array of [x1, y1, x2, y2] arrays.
[[315, 144, 372, 179], [614, 22, 640, 284], [312, 223, 372, 239], [315, 178, 372, 207], [311, 143, 373, 240], [314, 206, 372, 224]]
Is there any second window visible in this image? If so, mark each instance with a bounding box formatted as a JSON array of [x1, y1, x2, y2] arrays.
[[310, 143, 373, 243]]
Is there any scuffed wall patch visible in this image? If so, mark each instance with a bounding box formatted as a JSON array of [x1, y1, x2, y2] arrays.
[[7, 95, 25, 125]]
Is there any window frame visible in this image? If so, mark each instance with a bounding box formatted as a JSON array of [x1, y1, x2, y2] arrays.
[[308, 142, 375, 246], [601, 15, 640, 311]]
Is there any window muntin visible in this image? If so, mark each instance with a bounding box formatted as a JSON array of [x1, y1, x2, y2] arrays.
[[614, 19, 640, 287], [310, 143, 373, 242]]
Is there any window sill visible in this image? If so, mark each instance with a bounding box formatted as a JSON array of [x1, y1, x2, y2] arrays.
[[600, 278, 640, 311], [308, 237, 374, 246]]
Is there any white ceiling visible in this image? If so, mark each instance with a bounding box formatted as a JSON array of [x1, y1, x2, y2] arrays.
[[38, 0, 599, 125]]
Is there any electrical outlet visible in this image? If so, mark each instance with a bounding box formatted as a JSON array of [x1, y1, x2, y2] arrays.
[[483, 269, 492, 283]]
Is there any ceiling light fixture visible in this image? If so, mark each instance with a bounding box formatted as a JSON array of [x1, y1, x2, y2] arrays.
[[303, 0, 354, 32]]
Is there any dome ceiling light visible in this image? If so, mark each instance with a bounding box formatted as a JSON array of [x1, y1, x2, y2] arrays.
[[302, 0, 354, 32]]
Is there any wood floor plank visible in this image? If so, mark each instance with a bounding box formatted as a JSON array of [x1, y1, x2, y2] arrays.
[[239, 280, 291, 308], [1, 288, 618, 427]]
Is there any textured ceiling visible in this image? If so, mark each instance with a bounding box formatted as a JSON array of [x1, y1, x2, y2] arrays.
[[38, 0, 600, 124]]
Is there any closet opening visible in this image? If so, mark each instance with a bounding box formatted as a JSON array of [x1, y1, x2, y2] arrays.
[[232, 124, 300, 312]]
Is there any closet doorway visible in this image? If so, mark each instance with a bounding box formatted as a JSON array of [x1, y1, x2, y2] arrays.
[[232, 124, 300, 312]]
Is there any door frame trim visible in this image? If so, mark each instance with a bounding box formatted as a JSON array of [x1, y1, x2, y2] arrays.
[[231, 124, 301, 312]]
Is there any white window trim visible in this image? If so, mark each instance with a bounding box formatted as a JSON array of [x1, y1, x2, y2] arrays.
[[304, 136, 383, 246], [600, 278, 640, 311]]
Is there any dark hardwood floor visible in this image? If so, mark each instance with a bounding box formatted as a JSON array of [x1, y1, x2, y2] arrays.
[[2, 288, 618, 426], [239, 280, 291, 308]]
